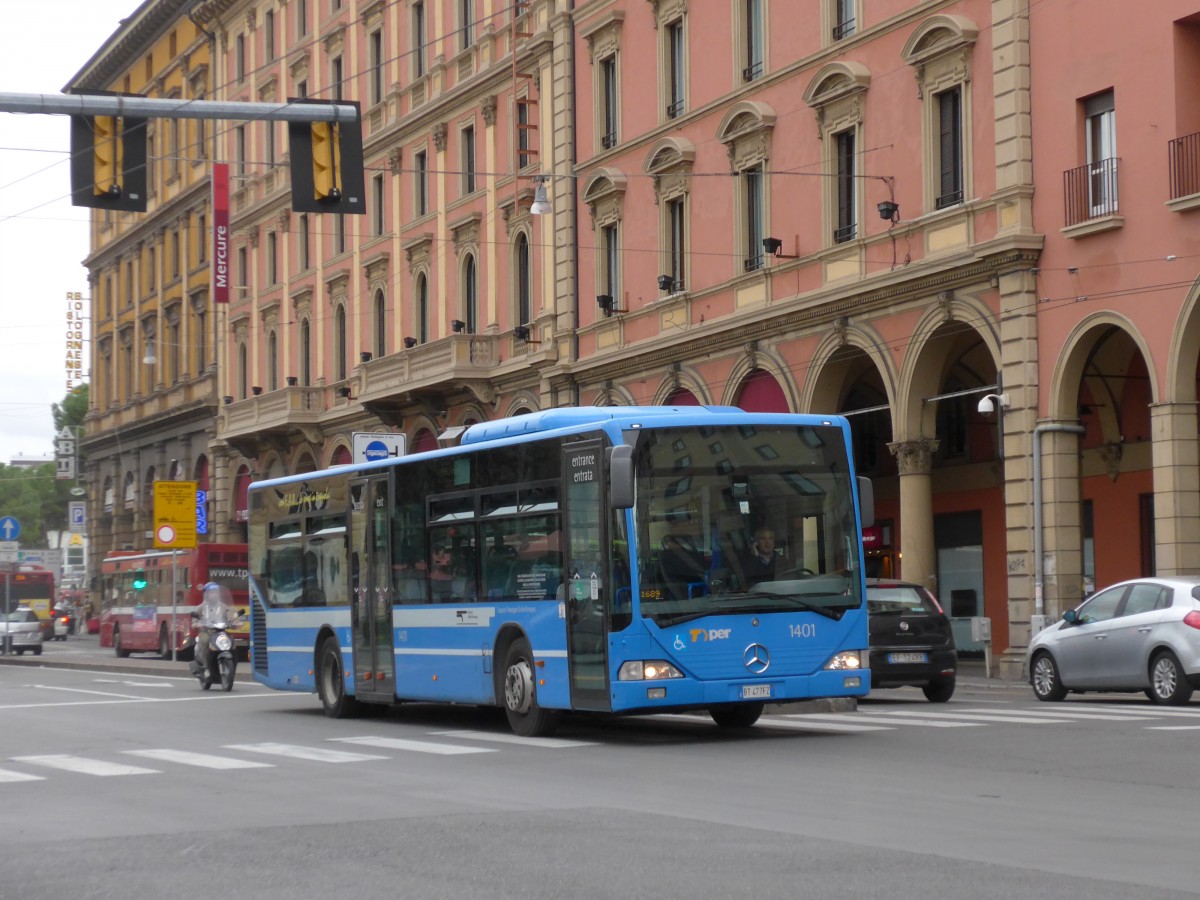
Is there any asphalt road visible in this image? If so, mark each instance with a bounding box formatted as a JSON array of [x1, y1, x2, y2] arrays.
[[2, 636, 1198, 899]]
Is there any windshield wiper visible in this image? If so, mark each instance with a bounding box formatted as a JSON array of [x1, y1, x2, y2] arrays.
[[740, 592, 843, 619], [653, 610, 714, 627]]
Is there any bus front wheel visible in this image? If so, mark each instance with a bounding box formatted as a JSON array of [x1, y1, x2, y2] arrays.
[[500, 638, 560, 738], [709, 703, 764, 728], [318, 636, 361, 719]]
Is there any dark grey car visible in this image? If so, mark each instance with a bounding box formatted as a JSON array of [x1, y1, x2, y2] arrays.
[[866, 579, 957, 702], [2, 607, 45, 655]]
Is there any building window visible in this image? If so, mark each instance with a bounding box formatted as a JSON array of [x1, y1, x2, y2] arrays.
[[169, 318, 181, 383], [463, 255, 478, 333], [462, 125, 476, 194], [238, 246, 247, 288], [265, 121, 276, 167], [666, 20, 686, 120], [600, 56, 618, 150], [169, 118, 180, 179], [416, 274, 428, 343], [236, 34, 246, 82], [125, 261, 133, 306], [235, 125, 247, 177], [147, 245, 156, 291], [743, 166, 763, 271], [331, 56, 343, 101], [833, 0, 855, 40], [515, 233, 531, 325], [197, 213, 207, 264], [297, 0, 308, 37], [668, 196, 685, 289], [335, 305, 347, 381], [196, 305, 207, 372], [834, 129, 857, 243], [267, 331, 278, 391], [742, 0, 764, 82], [296, 79, 307, 99], [934, 87, 964, 209], [414, 149, 428, 216], [369, 30, 383, 106], [372, 173, 385, 235], [238, 342, 248, 398], [413, 1, 426, 77], [264, 10, 275, 61], [516, 98, 533, 169], [374, 290, 386, 359], [335, 215, 345, 254], [299, 214, 310, 270], [602, 223, 619, 300], [171, 229, 180, 278], [267, 232, 278, 284], [1086, 90, 1117, 216], [460, 0, 474, 50], [300, 318, 311, 385]]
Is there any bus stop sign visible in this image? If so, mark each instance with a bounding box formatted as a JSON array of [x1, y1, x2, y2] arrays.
[[153, 481, 198, 549]]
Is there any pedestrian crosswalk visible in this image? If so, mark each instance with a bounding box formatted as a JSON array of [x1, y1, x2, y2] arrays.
[[1, 703, 1198, 783]]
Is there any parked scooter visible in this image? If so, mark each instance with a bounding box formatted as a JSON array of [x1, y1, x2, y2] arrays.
[[189, 582, 243, 692]]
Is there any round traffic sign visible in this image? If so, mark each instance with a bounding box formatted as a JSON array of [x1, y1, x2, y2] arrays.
[[364, 440, 389, 461], [156, 524, 176, 545]]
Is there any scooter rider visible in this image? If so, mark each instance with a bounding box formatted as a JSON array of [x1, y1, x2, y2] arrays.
[[189, 583, 228, 678]]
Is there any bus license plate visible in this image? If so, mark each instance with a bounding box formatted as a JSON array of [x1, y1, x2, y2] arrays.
[[741, 684, 771, 700], [888, 652, 928, 664]]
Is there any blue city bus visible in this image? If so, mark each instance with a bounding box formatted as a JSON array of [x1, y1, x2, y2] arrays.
[[246, 406, 874, 735]]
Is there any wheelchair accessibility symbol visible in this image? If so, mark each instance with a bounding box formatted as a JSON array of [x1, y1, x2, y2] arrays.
[[673, 635, 686, 651]]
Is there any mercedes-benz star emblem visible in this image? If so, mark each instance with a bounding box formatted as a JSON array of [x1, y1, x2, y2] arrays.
[[743, 643, 770, 675]]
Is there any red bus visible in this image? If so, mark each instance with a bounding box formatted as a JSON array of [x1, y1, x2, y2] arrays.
[[2, 566, 56, 639], [98, 544, 248, 659]]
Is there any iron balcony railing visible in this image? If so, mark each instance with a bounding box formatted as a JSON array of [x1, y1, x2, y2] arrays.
[[1063, 157, 1120, 227], [1169, 131, 1200, 200]]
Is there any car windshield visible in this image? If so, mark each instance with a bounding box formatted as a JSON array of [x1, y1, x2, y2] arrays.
[[633, 423, 863, 626], [867, 585, 939, 615], [4, 610, 36, 623]]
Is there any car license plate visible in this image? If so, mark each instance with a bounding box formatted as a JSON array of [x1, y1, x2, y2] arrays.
[[741, 684, 771, 700], [887, 652, 928, 664]]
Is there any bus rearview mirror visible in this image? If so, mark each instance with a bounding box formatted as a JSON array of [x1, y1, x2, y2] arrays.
[[858, 476, 874, 529], [610, 445, 634, 509]]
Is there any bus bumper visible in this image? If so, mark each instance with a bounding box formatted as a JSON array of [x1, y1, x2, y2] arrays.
[[610, 668, 869, 711]]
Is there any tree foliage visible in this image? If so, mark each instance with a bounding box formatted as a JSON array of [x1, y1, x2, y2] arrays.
[[0, 385, 88, 542]]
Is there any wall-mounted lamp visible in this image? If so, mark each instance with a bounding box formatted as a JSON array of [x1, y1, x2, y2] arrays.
[[450, 319, 467, 333], [286, 376, 298, 387], [251, 386, 263, 396], [142, 338, 157, 366], [403, 336, 418, 349], [360, 351, 372, 363], [514, 325, 540, 344], [529, 176, 552, 215], [222, 395, 234, 405], [336, 385, 356, 399], [762, 237, 797, 259], [877, 200, 900, 223], [657, 274, 679, 292], [977, 392, 1011, 415], [596, 294, 622, 317]]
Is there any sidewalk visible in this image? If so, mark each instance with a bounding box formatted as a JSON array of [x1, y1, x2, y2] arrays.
[[0, 632, 253, 681]]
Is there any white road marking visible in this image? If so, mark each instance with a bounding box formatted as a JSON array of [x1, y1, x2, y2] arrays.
[[1144, 725, 1200, 731], [124, 749, 275, 769], [429, 730, 598, 748], [792, 713, 982, 728], [93, 680, 174, 689], [869, 709, 1072, 724], [331, 736, 494, 755], [224, 742, 389, 763], [13, 755, 160, 776], [953, 707, 1152, 721], [0, 768, 44, 783], [759, 718, 892, 733]]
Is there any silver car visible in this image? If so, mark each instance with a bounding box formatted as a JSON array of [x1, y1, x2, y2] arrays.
[[1027, 577, 1200, 705], [2, 607, 45, 656]]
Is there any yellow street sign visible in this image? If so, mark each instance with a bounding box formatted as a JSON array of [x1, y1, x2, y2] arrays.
[[153, 480, 198, 549], [68, 533, 84, 546]]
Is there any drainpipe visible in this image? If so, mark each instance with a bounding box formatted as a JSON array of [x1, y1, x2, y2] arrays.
[[1032, 423, 1086, 631]]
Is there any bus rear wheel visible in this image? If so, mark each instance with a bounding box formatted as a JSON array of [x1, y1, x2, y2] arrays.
[[709, 703, 764, 728], [500, 638, 560, 738], [113, 627, 131, 659], [318, 636, 361, 719]]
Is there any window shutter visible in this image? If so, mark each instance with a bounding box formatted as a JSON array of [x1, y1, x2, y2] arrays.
[[938, 88, 962, 206]]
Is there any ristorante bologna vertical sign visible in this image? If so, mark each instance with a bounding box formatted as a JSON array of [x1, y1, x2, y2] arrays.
[[65, 291, 84, 390], [212, 162, 229, 303]]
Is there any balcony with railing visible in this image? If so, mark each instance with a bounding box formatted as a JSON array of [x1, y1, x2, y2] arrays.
[[221, 384, 326, 457], [1169, 132, 1200, 212], [1062, 157, 1123, 235]]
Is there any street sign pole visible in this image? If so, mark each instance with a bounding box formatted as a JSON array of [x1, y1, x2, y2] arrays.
[[171, 550, 178, 663]]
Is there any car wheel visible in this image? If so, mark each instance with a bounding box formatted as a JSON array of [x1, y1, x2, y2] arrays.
[[113, 628, 131, 658], [317, 636, 361, 719], [1031, 652, 1068, 702], [500, 637, 560, 737], [1148, 651, 1194, 706], [923, 678, 956, 703], [709, 703, 764, 728], [32, 646, 41, 656], [14, 649, 23, 656]]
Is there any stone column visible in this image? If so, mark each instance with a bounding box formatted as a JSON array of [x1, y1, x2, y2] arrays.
[[888, 438, 940, 592], [1151, 402, 1200, 574], [1039, 425, 1084, 618]]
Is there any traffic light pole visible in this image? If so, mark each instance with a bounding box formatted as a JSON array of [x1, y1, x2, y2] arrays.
[[0, 92, 358, 124]]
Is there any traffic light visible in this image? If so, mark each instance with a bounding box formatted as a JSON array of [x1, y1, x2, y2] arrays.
[[287, 99, 365, 215], [68, 96, 148, 212], [132, 568, 147, 592]]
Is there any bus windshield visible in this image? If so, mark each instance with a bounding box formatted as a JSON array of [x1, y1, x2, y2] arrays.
[[633, 424, 862, 626]]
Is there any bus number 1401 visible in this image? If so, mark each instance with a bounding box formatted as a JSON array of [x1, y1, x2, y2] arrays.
[[789, 623, 816, 639]]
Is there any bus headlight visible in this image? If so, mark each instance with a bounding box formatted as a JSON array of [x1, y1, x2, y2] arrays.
[[823, 651, 863, 670], [214, 633, 233, 652], [618, 660, 684, 681]]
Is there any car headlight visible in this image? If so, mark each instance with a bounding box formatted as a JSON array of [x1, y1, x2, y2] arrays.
[[618, 660, 684, 681], [214, 633, 233, 652], [823, 651, 864, 670]]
